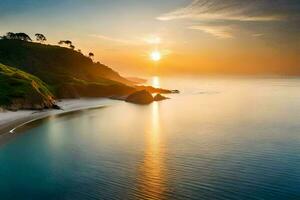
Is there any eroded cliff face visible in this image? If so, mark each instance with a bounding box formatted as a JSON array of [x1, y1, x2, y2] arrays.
[[5, 95, 55, 111]]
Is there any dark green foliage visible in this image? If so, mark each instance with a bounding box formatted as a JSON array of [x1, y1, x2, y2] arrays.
[[0, 63, 54, 107], [0, 39, 133, 98], [1, 32, 32, 41], [35, 33, 47, 42], [58, 40, 72, 47], [0, 36, 174, 109], [58, 40, 75, 49], [89, 52, 94, 58]]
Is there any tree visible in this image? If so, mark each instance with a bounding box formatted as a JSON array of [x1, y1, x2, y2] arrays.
[[88, 52, 94, 59], [1, 32, 32, 41], [65, 40, 72, 45], [4, 32, 16, 39], [58, 40, 74, 49], [35, 33, 47, 43], [58, 40, 72, 45], [17, 33, 32, 41]]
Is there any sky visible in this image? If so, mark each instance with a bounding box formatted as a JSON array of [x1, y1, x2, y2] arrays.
[[0, 0, 300, 76]]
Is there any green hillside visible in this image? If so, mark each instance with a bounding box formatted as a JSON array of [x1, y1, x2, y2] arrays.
[[0, 38, 175, 109], [0, 39, 134, 98], [0, 63, 55, 110]]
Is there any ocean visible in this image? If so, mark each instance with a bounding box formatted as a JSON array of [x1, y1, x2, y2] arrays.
[[0, 77, 300, 200]]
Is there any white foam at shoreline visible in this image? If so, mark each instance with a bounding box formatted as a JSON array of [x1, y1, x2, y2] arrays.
[[0, 98, 117, 134]]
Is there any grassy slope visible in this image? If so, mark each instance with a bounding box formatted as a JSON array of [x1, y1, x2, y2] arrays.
[[0, 39, 132, 84], [0, 40, 133, 98], [0, 63, 55, 109], [0, 39, 174, 107]]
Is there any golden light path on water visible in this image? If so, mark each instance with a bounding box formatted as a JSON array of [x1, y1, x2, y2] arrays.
[[151, 76, 160, 88], [3, 77, 300, 200], [134, 76, 167, 199]]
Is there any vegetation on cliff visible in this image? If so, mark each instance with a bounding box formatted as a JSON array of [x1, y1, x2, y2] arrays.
[[0, 63, 55, 110], [0, 38, 139, 98], [0, 32, 177, 109], [0, 39, 132, 85]]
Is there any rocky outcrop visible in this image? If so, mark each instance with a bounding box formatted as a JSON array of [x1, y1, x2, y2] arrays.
[[125, 90, 154, 105], [154, 94, 170, 101], [5, 98, 56, 111], [135, 85, 178, 94]]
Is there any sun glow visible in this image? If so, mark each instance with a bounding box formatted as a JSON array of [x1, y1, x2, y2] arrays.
[[145, 36, 161, 44], [151, 76, 160, 88], [150, 51, 161, 61]]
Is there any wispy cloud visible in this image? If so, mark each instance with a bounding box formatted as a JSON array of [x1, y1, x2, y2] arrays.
[[143, 35, 161, 45], [252, 33, 264, 37], [157, 0, 300, 22], [189, 25, 234, 39], [89, 34, 167, 46], [89, 34, 138, 45], [89, 34, 176, 49]]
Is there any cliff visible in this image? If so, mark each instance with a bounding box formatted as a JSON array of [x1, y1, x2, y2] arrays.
[[0, 63, 56, 110]]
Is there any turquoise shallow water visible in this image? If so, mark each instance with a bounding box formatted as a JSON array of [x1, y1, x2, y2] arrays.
[[0, 77, 300, 200]]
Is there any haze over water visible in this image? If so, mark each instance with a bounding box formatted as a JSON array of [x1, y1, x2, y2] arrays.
[[0, 77, 300, 200]]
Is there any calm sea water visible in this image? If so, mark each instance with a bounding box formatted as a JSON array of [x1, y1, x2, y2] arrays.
[[0, 77, 300, 200]]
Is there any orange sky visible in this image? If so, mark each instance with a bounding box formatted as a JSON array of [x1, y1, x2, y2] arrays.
[[1, 0, 299, 76]]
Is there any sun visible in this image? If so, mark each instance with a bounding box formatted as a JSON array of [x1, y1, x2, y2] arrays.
[[150, 51, 161, 61]]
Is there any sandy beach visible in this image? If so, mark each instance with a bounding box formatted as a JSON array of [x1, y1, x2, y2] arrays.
[[0, 98, 116, 137]]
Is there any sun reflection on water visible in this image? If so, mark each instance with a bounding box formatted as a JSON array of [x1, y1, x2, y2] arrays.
[[134, 102, 167, 199], [152, 76, 160, 88]]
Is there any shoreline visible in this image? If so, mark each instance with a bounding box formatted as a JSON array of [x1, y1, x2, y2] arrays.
[[0, 98, 116, 139]]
